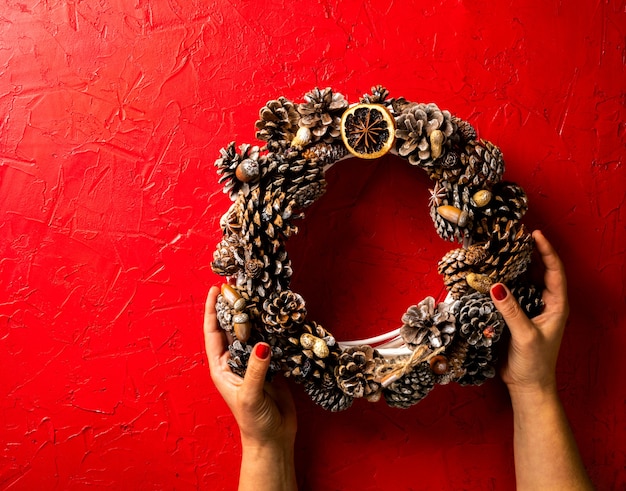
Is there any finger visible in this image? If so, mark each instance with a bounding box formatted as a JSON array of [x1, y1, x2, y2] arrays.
[[532, 230, 568, 308], [240, 343, 271, 407], [490, 283, 535, 338], [204, 286, 228, 372]]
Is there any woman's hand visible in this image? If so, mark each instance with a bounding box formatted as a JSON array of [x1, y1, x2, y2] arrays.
[[490, 231, 593, 490], [204, 286, 298, 491], [203, 286, 297, 448], [490, 230, 569, 396]]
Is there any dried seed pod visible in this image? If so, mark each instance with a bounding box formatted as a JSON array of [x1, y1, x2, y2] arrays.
[[233, 313, 251, 342], [472, 189, 492, 207], [466, 272, 493, 294], [430, 129, 444, 159]]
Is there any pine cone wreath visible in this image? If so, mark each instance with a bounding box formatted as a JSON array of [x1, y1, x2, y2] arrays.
[[457, 292, 505, 348], [383, 362, 435, 409], [262, 289, 307, 333], [255, 97, 300, 148], [335, 346, 381, 398], [400, 297, 457, 350], [296, 87, 348, 143], [395, 102, 457, 168]]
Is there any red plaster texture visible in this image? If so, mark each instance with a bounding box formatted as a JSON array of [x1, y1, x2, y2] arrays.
[[0, 0, 623, 489]]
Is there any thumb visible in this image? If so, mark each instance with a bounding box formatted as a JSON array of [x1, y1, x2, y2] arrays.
[[490, 283, 534, 338], [240, 343, 271, 406]]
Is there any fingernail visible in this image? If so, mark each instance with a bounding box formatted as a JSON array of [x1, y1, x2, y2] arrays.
[[491, 283, 508, 301], [255, 343, 270, 360]]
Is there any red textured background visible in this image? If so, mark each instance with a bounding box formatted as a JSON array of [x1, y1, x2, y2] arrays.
[[1, 1, 624, 489]]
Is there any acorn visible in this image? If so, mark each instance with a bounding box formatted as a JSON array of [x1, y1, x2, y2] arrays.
[[466, 272, 493, 294], [235, 159, 259, 183], [430, 129, 444, 159], [221, 284, 242, 306], [429, 355, 449, 375], [437, 205, 469, 227], [472, 189, 492, 208], [233, 313, 251, 342]]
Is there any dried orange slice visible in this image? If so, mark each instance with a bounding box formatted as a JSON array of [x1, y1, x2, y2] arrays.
[[340, 103, 396, 159]]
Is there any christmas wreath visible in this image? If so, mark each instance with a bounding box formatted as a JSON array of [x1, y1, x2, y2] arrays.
[[211, 86, 543, 411]]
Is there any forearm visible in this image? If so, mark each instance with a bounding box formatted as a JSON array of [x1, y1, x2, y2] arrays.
[[239, 441, 297, 491], [510, 387, 593, 491]]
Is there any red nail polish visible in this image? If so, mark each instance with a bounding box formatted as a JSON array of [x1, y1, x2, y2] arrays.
[[491, 283, 507, 301], [255, 343, 270, 360]]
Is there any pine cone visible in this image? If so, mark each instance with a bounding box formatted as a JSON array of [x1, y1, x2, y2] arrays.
[[438, 244, 489, 299], [383, 362, 435, 408], [215, 294, 236, 334], [429, 183, 472, 242], [280, 321, 337, 383], [262, 289, 307, 333], [211, 234, 244, 276], [302, 142, 348, 167], [255, 97, 300, 145], [457, 344, 497, 386], [512, 283, 544, 318], [304, 371, 354, 412], [215, 143, 262, 199], [483, 222, 534, 285], [458, 140, 505, 189], [451, 115, 477, 143], [457, 292, 505, 348], [400, 297, 457, 350], [335, 346, 381, 398], [360, 85, 391, 105], [472, 182, 528, 239], [297, 87, 348, 142], [395, 103, 457, 168]]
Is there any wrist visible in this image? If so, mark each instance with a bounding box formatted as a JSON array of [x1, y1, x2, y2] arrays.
[[507, 381, 559, 409]]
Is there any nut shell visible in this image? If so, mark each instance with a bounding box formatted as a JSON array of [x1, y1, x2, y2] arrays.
[[221, 284, 242, 305], [466, 273, 493, 294], [472, 189, 492, 207], [429, 129, 444, 159]]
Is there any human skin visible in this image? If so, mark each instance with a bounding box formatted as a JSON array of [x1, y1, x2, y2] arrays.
[[204, 287, 298, 491], [490, 230, 594, 490]]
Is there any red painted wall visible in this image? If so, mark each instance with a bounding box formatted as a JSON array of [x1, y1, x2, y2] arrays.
[[1, 1, 624, 489]]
